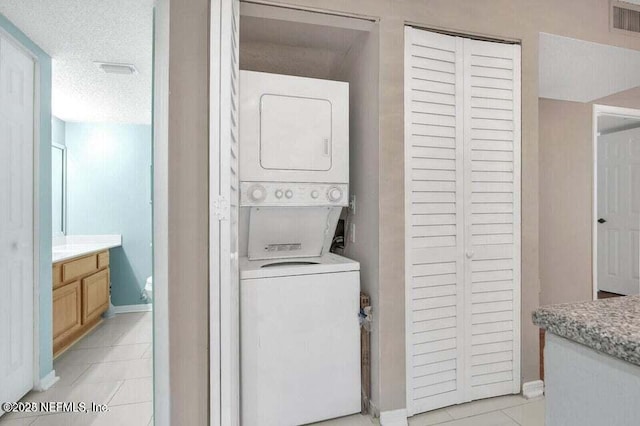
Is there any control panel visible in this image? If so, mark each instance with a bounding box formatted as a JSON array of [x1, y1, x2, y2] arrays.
[[240, 182, 348, 207]]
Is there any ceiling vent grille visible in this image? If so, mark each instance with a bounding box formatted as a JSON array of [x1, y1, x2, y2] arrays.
[[611, 1, 640, 35], [94, 61, 138, 75]]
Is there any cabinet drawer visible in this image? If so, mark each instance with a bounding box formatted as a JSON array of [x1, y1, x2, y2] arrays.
[[82, 269, 110, 324], [53, 263, 62, 289], [97, 251, 109, 269], [62, 254, 97, 283], [53, 281, 82, 345]]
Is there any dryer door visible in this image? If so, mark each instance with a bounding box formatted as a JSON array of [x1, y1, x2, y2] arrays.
[[260, 94, 332, 171]]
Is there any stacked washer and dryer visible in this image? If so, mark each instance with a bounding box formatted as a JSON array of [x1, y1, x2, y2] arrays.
[[238, 71, 361, 425]]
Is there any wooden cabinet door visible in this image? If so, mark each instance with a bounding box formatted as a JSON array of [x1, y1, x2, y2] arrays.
[[82, 269, 110, 324], [53, 281, 82, 351]]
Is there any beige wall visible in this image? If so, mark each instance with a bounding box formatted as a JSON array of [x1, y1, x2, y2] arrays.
[[337, 28, 381, 408], [539, 92, 640, 307], [258, 0, 640, 413], [156, 0, 210, 424], [539, 99, 594, 306], [161, 0, 640, 421]]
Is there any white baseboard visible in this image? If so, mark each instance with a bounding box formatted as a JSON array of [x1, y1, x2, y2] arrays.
[[112, 303, 153, 314], [34, 370, 59, 391], [380, 408, 408, 426], [522, 380, 544, 399]]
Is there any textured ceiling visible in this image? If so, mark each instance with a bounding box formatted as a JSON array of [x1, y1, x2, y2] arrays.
[[539, 33, 640, 103], [0, 0, 153, 124]]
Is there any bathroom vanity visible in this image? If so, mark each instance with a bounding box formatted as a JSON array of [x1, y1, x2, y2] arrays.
[[533, 296, 640, 426], [52, 235, 121, 357]]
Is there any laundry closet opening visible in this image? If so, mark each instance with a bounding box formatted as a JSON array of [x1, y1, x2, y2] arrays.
[[236, 2, 380, 424]]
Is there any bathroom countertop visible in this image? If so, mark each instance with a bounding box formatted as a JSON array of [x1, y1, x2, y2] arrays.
[[532, 295, 640, 366], [52, 235, 122, 263]]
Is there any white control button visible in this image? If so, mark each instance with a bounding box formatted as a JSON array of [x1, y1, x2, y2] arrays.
[[285, 190, 294, 199], [327, 186, 343, 202], [248, 184, 266, 202], [275, 189, 283, 199], [311, 190, 319, 199]]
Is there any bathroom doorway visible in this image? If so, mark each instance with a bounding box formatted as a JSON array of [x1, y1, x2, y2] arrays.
[[0, 1, 158, 424]]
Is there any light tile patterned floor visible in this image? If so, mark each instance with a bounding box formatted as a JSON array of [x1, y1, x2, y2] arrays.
[[315, 394, 545, 426], [0, 312, 153, 426], [1, 314, 543, 426]]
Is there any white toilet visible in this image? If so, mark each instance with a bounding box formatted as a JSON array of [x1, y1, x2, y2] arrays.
[[145, 276, 153, 302]]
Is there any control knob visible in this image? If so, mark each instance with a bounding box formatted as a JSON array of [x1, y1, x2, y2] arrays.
[[248, 184, 266, 202], [285, 190, 294, 199], [327, 186, 343, 202], [311, 190, 319, 199], [275, 189, 283, 199]]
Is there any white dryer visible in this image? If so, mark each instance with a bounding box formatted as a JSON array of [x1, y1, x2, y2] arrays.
[[239, 71, 350, 261], [240, 253, 361, 426], [239, 70, 349, 185]]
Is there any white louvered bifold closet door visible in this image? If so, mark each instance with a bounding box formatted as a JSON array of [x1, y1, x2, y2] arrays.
[[404, 27, 521, 416], [210, 0, 240, 424]]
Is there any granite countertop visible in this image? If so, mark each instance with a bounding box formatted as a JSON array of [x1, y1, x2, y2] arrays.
[[52, 235, 122, 263], [532, 295, 640, 366]]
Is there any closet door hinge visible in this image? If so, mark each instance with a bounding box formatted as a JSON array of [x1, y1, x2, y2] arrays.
[[213, 195, 229, 221]]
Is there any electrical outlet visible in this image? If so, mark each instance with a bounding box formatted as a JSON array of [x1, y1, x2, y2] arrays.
[[349, 194, 356, 215], [350, 223, 356, 243]]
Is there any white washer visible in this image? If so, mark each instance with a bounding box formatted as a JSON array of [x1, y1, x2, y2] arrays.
[[240, 253, 361, 426]]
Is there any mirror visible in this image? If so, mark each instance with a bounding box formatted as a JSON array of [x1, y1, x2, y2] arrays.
[[52, 144, 66, 236]]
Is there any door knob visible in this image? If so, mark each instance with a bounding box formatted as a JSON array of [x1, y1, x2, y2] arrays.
[[598, 218, 607, 224], [465, 250, 474, 259]]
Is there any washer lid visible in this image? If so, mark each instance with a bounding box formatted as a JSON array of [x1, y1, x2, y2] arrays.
[[240, 253, 360, 279]]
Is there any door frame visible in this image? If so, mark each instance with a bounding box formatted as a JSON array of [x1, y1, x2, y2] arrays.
[[51, 142, 67, 237], [209, 2, 378, 424], [0, 25, 42, 392], [591, 104, 640, 300]]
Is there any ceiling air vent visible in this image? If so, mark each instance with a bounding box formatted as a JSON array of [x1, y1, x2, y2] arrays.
[[94, 61, 138, 75], [611, 1, 640, 35]]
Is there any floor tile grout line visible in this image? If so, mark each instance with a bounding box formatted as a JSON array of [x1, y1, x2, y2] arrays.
[[109, 397, 155, 408], [106, 380, 126, 406], [66, 362, 93, 388], [500, 408, 524, 426], [443, 397, 530, 420]]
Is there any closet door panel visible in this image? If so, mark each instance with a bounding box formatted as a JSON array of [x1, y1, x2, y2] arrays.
[[405, 27, 466, 415], [463, 38, 521, 400]]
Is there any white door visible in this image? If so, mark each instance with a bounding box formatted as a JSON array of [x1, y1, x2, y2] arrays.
[[0, 35, 35, 412], [404, 27, 521, 415], [597, 128, 640, 295], [210, 0, 240, 425]]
